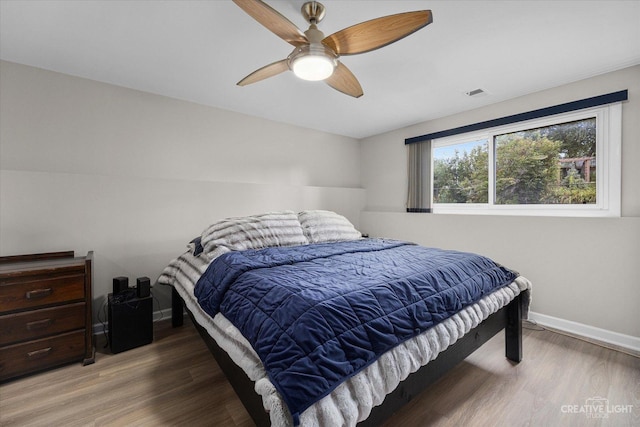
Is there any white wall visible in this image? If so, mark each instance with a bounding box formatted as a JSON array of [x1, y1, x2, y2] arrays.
[[360, 65, 640, 339], [0, 60, 365, 321]]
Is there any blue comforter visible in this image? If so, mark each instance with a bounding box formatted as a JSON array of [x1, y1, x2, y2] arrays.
[[194, 239, 517, 422]]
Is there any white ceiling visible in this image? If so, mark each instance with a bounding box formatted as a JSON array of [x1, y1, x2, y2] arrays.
[[1, 1, 639, 139]]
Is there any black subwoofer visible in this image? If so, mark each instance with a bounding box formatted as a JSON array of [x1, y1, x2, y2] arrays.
[[108, 293, 153, 354]]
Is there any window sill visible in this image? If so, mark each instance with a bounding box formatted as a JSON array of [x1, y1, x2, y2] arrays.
[[432, 204, 620, 218]]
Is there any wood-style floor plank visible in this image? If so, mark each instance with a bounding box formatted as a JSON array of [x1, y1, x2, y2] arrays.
[[1, 319, 638, 426]]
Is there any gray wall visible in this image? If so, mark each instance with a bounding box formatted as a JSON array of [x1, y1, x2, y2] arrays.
[[0, 60, 365, 321], [359, 65, 640, 338]]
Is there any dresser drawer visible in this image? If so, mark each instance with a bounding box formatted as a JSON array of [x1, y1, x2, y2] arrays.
[[0, 273, 85, 313], [0, 330, 86, 381], [0, 302, 86, 346]]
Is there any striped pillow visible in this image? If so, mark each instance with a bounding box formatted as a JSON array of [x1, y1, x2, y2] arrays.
[[201, 211, 308, 254], [298, 210, 362, 243]]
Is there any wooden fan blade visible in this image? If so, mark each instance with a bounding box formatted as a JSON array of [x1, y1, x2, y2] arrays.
[[233, 0, 307, 47], [237, 59, 289, 86], [325, 62, 363, 98], [323, 10, 432, 56]]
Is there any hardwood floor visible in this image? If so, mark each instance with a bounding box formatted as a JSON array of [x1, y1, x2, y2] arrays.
[[1, 319, 638, 426]]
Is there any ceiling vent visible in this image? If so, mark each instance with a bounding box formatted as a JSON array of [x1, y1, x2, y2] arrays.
[[465, 88, 486, 97]]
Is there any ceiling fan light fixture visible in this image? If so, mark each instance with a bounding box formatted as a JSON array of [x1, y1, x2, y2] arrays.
[[289, 44, 337, 81], [292, 55, 334, 81]]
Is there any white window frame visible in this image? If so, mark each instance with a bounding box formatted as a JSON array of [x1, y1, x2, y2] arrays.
[[431, 103, 621, 217]]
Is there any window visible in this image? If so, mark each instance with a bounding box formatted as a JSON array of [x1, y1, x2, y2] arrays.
[[430, 104, 621, 217], [434, 138, 488, 204]]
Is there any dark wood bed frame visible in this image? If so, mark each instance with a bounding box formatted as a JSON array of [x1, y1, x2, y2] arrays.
[[172, 287, 523, 427]]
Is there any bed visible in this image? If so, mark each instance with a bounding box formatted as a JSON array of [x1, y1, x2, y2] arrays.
[[158, 210, 531, 426]]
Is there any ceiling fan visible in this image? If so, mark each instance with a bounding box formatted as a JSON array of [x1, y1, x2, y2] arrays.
[[233, 0, 433, 98]]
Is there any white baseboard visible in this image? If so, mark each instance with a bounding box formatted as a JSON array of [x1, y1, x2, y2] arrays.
[[528, 311, 640, 354], [92, 307, 174, 336]]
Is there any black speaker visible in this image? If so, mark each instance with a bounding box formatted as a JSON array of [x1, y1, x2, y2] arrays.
[[113, 276, 129, 294], [108, 293, 153, 354], [136, 276, 150, 298]]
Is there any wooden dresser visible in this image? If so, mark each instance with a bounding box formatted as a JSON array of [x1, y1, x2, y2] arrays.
[[0, 251, 94, 382]]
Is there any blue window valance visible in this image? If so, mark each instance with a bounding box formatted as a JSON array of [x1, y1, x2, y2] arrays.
[[405, 90, 628, 145]]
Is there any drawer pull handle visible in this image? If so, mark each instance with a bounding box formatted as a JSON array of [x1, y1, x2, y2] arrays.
[[27, 347, 52, 359], [26, 319, 52, 331], [25, 288, 53, 299]]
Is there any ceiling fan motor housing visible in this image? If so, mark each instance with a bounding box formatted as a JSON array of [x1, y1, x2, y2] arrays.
[[287, 19, 338, 81], [288, 43, 337, 81]]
